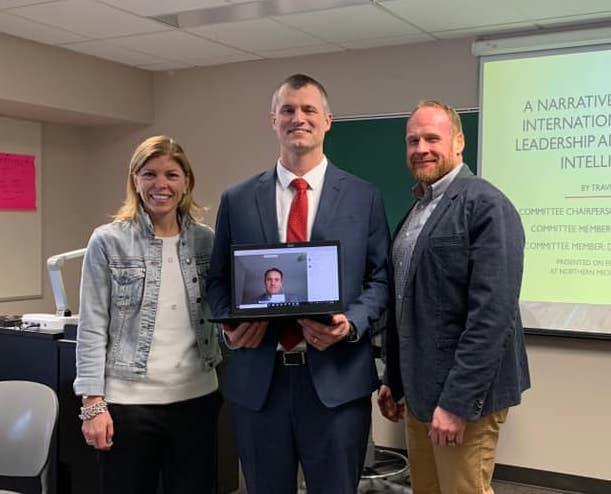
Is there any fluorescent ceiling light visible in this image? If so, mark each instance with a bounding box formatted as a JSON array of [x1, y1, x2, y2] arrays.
[[153, 0, 369, 28]]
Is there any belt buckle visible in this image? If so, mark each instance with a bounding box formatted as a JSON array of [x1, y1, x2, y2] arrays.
[[282, 351, 305, 366]]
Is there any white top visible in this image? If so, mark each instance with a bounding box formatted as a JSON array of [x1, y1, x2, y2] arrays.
[[105, 235, 217, 404]]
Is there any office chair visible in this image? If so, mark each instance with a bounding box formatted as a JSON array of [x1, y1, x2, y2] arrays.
[[0, 380, 59, 494]]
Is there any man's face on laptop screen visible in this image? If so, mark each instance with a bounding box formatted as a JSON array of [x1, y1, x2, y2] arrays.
[[264, 269, 283, 295]]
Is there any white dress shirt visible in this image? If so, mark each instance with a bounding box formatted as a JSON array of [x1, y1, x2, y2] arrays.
[[275, 157, 327, 242]]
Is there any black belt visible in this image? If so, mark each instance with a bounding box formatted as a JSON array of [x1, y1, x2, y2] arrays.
[[277, 351, 306, 366]]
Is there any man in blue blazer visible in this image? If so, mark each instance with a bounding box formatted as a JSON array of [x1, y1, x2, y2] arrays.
[[207, 74, 390, 493], [378, 100, 530, 494]]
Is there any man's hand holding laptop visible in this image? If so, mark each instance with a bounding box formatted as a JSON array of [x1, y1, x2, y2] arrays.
[[299, 314, 351, 351]]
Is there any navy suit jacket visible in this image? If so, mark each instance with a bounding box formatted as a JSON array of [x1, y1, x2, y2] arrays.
[[207, 162, 390, 410], [384, 165, 530, 422]]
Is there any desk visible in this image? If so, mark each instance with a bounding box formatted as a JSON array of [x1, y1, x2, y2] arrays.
[[57, 339, 99, 494], [0, 327, 63, 388], [0, 326, 239, 494]]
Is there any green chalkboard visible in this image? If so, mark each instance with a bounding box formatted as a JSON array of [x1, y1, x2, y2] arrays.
[[324, 111, 478, 231]]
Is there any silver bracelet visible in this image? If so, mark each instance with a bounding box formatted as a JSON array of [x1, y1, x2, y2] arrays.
[[79, 400, 108, 421]]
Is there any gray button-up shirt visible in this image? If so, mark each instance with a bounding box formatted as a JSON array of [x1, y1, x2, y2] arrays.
[[392, 165, 463, 319]]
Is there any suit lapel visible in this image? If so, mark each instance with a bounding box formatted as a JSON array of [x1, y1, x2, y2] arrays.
[[311, 162, 345, 241], [255, 167, 280, 243], [404, 164, 473, 282]]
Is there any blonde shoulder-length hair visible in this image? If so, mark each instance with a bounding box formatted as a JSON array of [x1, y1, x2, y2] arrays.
[[113, 135, 203, 223]]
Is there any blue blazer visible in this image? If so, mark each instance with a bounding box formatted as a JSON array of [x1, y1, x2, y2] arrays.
[[207, 162, 390, 410], [384, 165, 530, 422]]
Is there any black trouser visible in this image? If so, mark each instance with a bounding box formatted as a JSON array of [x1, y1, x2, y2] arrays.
[[232, 357, 371, 494], [99, 392, 222, 494]]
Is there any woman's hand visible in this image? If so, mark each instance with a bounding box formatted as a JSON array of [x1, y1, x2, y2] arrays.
[[223, 321, 268, 348], [81, 396, 114, 451]]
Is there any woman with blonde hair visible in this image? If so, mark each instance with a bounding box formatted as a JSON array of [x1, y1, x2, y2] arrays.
[[74, 135, 222, 494]]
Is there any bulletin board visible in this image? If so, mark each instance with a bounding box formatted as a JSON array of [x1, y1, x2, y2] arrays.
[[0, 116, 42, 300]]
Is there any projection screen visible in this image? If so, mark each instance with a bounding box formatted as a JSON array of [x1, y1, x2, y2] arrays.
[[479, 44, 611, 338]]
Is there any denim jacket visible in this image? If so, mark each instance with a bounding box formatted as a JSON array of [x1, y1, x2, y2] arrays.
[[73, 209, 222, 397]]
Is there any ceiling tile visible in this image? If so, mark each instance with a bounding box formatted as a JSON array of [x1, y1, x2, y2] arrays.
[[1, 0, 611, 72], [255, 43, 343, 59], [0, 0, 51, 9], [195, 52, 263, 66], [99, 0, 229, 17], [137, 60, 194, 71], [536, 12, 611, 27], [506, 0, 611, 20], [340, 32, 435, 50], [434, 21, 538, 39], [0, 11, 87, 44], [9, 0, 169, 38], [273, 4, 421, 44], [112, 30, 258, 65], [382, 0, 611, 32], [187, 18, 322, 51], [382, 0, 532, 32], [62, 39, 168, 66], [175, 52, 261, 67]]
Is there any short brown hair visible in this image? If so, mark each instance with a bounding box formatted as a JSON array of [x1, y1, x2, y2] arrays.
[[271, 73, 331, 113], [409, 100, 463, 136], [264, 268, 283, 280]]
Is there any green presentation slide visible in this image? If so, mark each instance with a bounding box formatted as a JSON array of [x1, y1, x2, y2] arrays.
[[481, 48, 611, 309]]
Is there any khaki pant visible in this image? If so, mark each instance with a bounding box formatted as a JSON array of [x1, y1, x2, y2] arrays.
[[404, 406, 508, 494]]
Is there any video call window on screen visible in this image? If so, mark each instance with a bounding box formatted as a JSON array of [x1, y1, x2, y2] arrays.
[[232, 243, 340, 310]]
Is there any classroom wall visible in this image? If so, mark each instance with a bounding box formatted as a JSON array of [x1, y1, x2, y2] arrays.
[[0, 34, 609, 481], [0, 32, 153, 124], [0, 32, 153, 310], [82, 37, 479, 224], [1, 123, 96, 315]]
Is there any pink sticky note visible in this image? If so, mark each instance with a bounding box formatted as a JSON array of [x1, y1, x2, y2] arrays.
[[0, 152, 36, 210]]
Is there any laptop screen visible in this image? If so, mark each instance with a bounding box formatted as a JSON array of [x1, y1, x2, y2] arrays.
[[230, 241, 342, 318]]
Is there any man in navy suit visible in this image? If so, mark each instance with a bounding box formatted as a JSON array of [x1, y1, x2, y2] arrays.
[[207, 74, 390, 493], [378, 100, 530, 494]]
